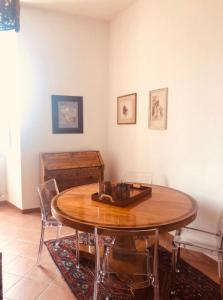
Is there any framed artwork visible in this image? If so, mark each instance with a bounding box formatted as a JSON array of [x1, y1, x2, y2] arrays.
[[51, 95, 83, 133], [117, 93, 137, 124], [149, 88, 168, 130]]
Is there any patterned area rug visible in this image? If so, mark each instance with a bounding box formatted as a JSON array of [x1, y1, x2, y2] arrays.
[[45, 235, 221, 300]]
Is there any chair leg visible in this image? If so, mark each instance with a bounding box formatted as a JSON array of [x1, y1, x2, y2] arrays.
[[94, 228, 100, 300], [146, 247, 155, 298], [93, 277, 98, 300], [153, 254, 159, 300], [37, 223, 45, 265], [56, 224, 61, 240], [87, 233, 91, 244], [153, 233, 159, 300], [101, 245, 111, 282], [146, 248, 152, 274], [171, 241, 180, 294], [76, 229, 80, 270], [55, 225, 62, 248]]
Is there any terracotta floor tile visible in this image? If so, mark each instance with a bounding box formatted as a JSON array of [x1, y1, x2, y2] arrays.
[[0, 226, 18, 239], [38, 247, 54, 264], [2, 272, 22, 293], [37, 282, 76, 300], [4, 217, 28, 227], [4, 277, 50, 300], [3, 256, 35, 276], [36, 256, 60, 274], [2, 252, 18, 267], [53, 273, 68, 288], [25, 262, 59, 283], [0, 235, 15, 250], [19, 220, 41, 231], [2, 240, 38, 258], [14, 229, 40, 244]]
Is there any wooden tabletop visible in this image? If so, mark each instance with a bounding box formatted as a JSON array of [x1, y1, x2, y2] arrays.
[[51, 183, 197, 233]]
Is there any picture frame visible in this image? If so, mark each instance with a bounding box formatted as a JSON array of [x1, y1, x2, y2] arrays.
[[149, 88, 168, 130], [117, 93, 137, 124], [51, 95, 83, 134]]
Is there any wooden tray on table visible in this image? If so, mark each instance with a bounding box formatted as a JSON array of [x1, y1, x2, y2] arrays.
[[91, 182, 152, 207]]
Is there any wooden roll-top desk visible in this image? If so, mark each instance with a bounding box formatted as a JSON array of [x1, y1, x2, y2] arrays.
[[40, 151, 104, 192]]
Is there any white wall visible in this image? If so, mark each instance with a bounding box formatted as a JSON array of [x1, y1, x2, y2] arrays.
[[108, 0, 223, 232], [18, 7, 109, 209]]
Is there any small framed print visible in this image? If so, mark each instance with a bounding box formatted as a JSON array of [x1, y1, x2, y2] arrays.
[[149, 88, 168, 130], [117, 93, 137, 124], [52, 95, 83, 134]]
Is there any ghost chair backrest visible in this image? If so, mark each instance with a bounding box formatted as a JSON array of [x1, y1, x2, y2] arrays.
[[37, 178, 59, 222], [152, 173, 168, 186], [217, 212, 223, 238], [122, 171, 153, 185]]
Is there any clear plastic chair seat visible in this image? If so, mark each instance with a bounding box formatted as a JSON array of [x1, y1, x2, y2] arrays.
[[43, 216, 62, 226], [174, 228, 222, 254]]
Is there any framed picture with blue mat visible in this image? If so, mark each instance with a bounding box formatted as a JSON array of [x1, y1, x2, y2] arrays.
[[52, 95, 83, 134]]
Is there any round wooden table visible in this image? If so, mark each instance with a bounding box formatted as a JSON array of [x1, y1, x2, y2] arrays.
[[52, 183, 197, 298], [52, 183, 197, 233]]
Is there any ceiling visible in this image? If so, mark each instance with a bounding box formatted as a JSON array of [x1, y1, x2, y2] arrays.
[[21, 0, 136, 21]]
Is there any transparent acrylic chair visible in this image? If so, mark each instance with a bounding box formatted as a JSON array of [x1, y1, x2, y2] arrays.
[[151, 173, 168, 186], [93, 227, 159, 300], [172, 217, 223, 298], [122, 171, 153, 185], [37, 179, 80, 267]]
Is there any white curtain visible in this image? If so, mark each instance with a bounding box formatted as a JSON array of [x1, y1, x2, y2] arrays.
[[0, 31, 19, 198]]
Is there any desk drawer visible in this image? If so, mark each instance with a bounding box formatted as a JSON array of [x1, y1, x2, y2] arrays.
[[45, 167, 101, 191]]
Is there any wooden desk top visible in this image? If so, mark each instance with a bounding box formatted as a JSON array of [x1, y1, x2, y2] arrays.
[[52, 183, 197, 233]]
